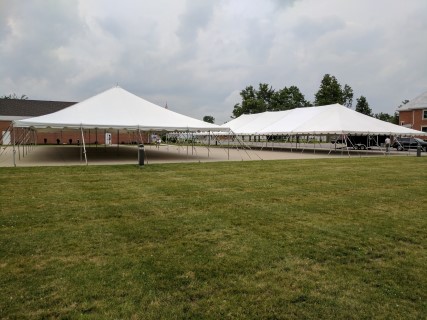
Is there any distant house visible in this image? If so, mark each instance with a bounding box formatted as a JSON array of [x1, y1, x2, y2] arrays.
[[397, 91, 427, 133]]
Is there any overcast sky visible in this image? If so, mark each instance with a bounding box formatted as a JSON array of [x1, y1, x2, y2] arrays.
[[1, 0, 426, 124]]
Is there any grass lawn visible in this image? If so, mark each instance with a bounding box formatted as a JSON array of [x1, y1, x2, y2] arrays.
[[0, 157, 426, 319]]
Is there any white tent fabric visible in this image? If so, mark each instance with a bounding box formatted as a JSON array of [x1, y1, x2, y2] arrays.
[[222, 104, 427, 136], [224, 112, 287, 135], [13, 87, 226, 132]]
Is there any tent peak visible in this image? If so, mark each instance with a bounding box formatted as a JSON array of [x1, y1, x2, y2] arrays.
[[13, 86, 226, 132]]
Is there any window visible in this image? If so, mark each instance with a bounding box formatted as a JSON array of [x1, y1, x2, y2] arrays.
[[424, 109, 427, 119], [422, 126, 427, 133]]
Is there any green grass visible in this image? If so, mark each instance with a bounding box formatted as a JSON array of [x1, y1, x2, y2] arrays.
[[0, 157, 426, 319]]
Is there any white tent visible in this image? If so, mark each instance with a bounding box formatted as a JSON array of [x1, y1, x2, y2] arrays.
[[222, 104, 427, 136], [13, 87, 226, 132], [9, 87, 228, 166]]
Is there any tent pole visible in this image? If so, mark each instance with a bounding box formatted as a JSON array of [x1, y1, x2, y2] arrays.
[[366, 135, 369, 156], [81, 126, 88, 165], [33, 129, 37, 148], [22, 129, 25, 158], [208, 131, 210, 158], [227, 131, 230, 160], [12, 124, 16, 167], [300, 134, 307, 154], [80, 131, 82, 162], [314, 135, 316, 154], [17, 128, 21, 161], [23, 129, 26, 157], [117, 130, 119, 152], [344, 134, 351, 157]]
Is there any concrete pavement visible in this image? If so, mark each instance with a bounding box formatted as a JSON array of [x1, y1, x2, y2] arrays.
[[0, 143, 418, 167]]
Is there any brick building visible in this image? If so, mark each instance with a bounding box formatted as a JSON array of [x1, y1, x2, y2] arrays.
[[1, 99, 75, 145], [397, 91, 427, 134]]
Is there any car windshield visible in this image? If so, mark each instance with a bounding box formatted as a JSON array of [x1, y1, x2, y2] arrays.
[[414, 138, 424, 143]]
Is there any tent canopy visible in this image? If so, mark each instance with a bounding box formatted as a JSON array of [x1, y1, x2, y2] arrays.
[[222, 104, 427, 136], [13, 87, 226, 132]]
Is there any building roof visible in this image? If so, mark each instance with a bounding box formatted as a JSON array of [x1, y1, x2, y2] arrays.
[[397, 90, 427, 111], [0, 99, 76, 118]]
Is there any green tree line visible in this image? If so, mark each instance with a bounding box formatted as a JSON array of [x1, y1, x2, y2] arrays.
[[232, 74, 398, 124]]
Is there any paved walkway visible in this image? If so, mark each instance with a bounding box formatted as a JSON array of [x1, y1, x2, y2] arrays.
[[0, 144, 418, 167]]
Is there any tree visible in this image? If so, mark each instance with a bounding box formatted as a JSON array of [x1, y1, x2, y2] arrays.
[[355, 96, 372, 116], [342, 84, 354, 108], [232, 83, 310, 118], [232, 83, 274, 118], [203, 115, 215, 124], [1, 93, 28, 99], [375, 112, 398, 124], [270, 86, 311, 111], [314, 74, 353, 108]]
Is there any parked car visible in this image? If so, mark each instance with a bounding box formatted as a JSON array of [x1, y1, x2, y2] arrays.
[[392, 137, 427, 151]]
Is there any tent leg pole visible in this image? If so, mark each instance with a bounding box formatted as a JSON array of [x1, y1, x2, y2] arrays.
[[208, 131, 210, 158], [228, 131, 230, 160], [12, 125, 16, 167], [314, 136, 316, 154], [81, 126, 88, 165], [80, 140, 82, 162], [22, 130, 25, 158]]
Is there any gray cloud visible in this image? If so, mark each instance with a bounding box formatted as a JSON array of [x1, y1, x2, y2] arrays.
[[293, 16, 346, 42], [176, 1, 216, 43], [1, 0, 426, 124]]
